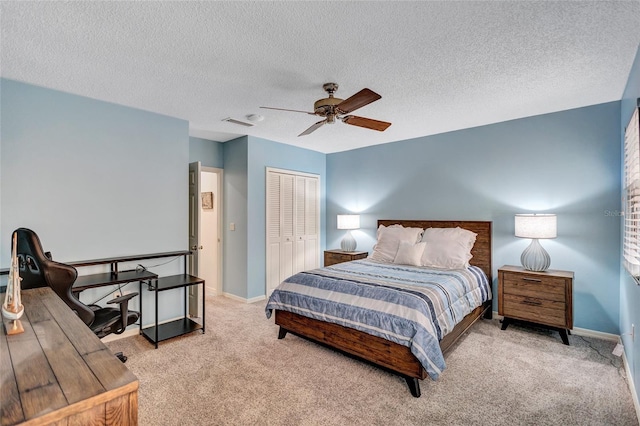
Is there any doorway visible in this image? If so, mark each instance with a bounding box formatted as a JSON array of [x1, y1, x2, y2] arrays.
[[199, 166, 222, 295], [188, 162, 223, 318]]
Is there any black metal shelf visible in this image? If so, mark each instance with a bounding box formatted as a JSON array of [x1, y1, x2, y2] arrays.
[[150, 274, 204, 291], [141, 318, 203, 344], [141, 274, 205, 348]]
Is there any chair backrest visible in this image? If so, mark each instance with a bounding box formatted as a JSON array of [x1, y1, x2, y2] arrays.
[[14, 228, 94, 326]]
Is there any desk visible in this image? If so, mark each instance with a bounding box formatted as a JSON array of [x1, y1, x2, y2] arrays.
[[1, 287, 138, 426], [69, 252, 205, 348], [3, 250, 205, 348]]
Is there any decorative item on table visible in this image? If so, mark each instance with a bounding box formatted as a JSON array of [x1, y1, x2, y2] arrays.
[[515, 213, 557, 272], [2, 232, 25, 335], [337, 214, 360, 252]]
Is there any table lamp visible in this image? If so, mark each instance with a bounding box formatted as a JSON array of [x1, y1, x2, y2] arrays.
[[515, 214, 557, 272], [337, 214, 360, 252]]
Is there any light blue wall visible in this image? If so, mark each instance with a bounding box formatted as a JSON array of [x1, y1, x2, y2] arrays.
[[247, 136, 326, 299], [327, 102, 622, 334], [0, 78, 190, 326], [620, 44, 640, 408], [222, 136, 249, 298], [189, 136, 224, 168]]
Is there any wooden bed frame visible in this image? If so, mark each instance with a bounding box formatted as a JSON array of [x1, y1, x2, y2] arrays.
[[274, 220, 493, 397]]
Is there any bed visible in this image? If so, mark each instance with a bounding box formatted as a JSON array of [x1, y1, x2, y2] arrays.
[[265, 220, 492, 397]]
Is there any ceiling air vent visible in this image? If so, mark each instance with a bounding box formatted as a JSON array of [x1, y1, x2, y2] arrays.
[[222, 117, 254, 127]]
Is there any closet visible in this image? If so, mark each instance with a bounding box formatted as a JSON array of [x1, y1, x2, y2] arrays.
[[266, 167, 320, 295]]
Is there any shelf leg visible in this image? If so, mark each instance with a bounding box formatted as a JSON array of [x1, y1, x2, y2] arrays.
[[202, 281, 205, 334], [154, 279, 158, 349], [138, 281, 143, 335]]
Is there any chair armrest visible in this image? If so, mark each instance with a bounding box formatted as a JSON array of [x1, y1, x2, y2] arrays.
[[106, 292, 138, 334], [106, 293, 138, 305]]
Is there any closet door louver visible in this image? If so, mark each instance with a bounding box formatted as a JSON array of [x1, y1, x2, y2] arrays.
[[266, 169, 320, 295], [280, 174, 295, 283], [301, 177, 319, 271], [266, 172, 282, 294]]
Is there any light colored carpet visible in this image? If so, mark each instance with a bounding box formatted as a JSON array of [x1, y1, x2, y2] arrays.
[[106, 296, 638, 426]]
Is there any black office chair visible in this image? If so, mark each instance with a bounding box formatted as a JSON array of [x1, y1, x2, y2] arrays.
[[14, 228, 139, 362]]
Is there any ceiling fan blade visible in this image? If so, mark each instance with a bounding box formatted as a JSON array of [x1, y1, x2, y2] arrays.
[[342, 115, 391, 132], [260, 106, 316, 115], [336, 88, 381, 114], [298, 119, 327, 136]]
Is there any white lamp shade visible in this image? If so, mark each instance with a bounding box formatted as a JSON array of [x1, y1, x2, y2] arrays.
[[515, 214, 557, 239], [337, 214, 360, 230]]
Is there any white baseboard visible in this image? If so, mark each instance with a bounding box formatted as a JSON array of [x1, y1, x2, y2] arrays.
[[223, 292, 266, 304], [246, 295, 266, 303], [572, 327, 619, 342]]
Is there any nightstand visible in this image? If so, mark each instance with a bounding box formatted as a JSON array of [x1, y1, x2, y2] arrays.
[[324, 250, 368, 266], [498, 265, 574, 345]]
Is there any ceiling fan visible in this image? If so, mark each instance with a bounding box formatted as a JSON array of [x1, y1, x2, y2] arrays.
[[261, 83, 392, 137]]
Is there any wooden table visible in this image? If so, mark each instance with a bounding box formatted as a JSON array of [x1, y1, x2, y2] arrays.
[[1, 287, 138, 425]]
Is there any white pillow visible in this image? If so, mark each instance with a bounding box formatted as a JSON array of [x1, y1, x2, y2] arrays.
[[393, 241, 426, 266], [369, 225, 424, 263], [420, 227, 477, 269]]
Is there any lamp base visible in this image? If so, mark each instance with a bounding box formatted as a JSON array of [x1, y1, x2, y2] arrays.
[[340, 231, 357, 252], [520, 238, 550, 272]]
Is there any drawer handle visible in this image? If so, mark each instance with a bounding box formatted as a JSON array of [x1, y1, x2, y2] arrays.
[[521, 298, 542, 306], [522, 278, 542, 283]]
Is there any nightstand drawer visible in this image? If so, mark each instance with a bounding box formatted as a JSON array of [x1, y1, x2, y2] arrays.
[[502, 272, 565, 302], [325, 252, 350, 265], [324, 250, 368, 266], [502, 294, 566, 328]]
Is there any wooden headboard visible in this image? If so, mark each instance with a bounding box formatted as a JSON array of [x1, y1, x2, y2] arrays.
[[377, 220, 493, 282]]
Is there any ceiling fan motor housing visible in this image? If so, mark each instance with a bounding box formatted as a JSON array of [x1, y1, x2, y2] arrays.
[[314, 82, 343, 118], [314, 96, 343, 117]]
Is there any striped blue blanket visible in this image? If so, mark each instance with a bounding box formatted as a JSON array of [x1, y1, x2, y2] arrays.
[[265, 259, 491, 380]]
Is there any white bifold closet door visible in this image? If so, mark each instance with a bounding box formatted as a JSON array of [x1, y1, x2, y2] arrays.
[[266, 168, 320, 295]]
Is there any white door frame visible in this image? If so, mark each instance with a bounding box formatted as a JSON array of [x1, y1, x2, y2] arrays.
[[188, 162, 202, 317], [189, 163, 224, 308], [202, 166, 224, 296]]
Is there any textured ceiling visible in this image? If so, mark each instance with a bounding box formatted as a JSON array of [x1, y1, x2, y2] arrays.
[[2, 1, 640, 154]]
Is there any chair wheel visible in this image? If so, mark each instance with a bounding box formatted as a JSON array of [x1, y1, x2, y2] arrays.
[[115, 352, 128, 363]]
